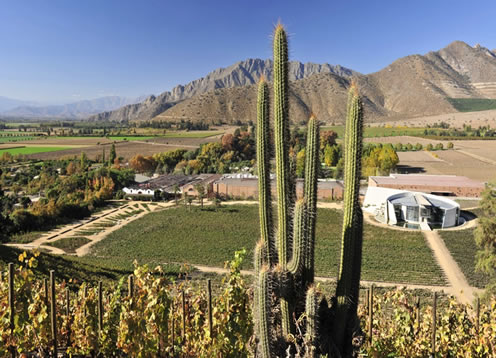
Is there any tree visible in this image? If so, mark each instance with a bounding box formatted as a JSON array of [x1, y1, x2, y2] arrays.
[[435, 143, 444, 150], [129, 155, 156, 173], [194, 183, 206, 208], [474, 181, 496, 295], [415, 143, 423, 151], [320, 130, 337, 150], [447, 142, 454, 149], [173, 184, 180, 205], [295, 149, 306, 177], [80, 152, 88, 171], [109, 143, 117, 166], [426, 143, 434, 151]]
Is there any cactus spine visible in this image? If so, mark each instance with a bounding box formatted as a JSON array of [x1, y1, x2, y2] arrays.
[[333, 83, 364, 352], [254, 24, 364, 357]]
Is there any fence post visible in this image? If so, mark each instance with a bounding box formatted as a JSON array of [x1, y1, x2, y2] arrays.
[[364, 288, 369, 313], [8, 263, 15, 358], [431, 292, 437, 358], [476, 297, 480, 334], [66, 288, 71, 349], [50, 270, 57, 358], [44, 278, 49, 308], [128, 274, 134, 298], [182, 290, 186, 340], [368, 284, 374, 345], [416, 296, 421, 333], [98, 281, 103, 333], [207, 279, 213, 338]]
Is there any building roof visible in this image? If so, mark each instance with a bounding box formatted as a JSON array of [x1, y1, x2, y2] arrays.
[[370, 174, 484, 188]]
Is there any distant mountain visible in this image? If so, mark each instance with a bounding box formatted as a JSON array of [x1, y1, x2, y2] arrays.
[[88, 59, 358, 122], [153, 41, 496, 124], [0, 96, 37, 112], [2, 95, 149, 119]]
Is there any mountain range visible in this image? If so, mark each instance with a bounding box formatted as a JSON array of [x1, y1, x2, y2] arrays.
[[89, 41, 496, 124], [0, 96, 148, 119]]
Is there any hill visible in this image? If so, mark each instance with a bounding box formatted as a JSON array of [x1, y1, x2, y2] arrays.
[[2, 95, 148, 119], [88, 59, 357, 122], [92, 41, 496, 124]]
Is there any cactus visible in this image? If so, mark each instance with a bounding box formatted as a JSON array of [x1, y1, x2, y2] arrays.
[[332, 84, 364, 353], [254, 23, 364, 357]]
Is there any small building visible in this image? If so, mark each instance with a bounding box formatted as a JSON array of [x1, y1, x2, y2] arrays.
[[180, 174, 222, 197], [213, 175, 344, 200], [123, 187, 156, 196], [364, 187, 461, 230], [368, 174, 485, 198]]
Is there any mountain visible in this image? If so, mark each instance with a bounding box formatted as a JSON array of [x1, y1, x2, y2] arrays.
[[2, 96, 148, 119], [0, 96, 37, 112], [88, 59, 358, 122], [152, 41, 496, 124]]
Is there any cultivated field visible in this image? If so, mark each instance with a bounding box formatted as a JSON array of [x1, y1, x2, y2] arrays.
[[397, 146, 496, 182], [88, 205, 446, 285], [4, 133, 224, 160], [376, 109, 496, 129]]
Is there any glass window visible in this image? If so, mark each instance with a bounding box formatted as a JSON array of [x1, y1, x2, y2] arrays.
[[406, 205, 419, 222]]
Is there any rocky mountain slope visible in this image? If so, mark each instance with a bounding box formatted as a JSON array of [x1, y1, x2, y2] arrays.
[[2, 96, 148, 119], [88, 59, 357, 122], [92, 41, 496, 124]]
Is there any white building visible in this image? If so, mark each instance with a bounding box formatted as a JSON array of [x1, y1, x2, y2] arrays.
[[123, 187, 156, 196], [363, 187, 461, 230]]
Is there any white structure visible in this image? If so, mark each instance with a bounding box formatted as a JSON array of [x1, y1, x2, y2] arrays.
[[364, 187, 461, 230], [123, 187, 156, 196]]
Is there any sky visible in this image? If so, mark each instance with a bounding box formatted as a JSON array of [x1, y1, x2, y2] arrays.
[[1, 0, 495, 103]]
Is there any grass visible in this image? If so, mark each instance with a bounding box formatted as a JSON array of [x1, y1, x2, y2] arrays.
[[439, 228, 490, 288], [447, 98, 496, 112], [0, 146, 72, 155], [9, 231, 45, 244], [162, 131, 223, 138], [0, 135, 38, 143], [89, 205, 445, 285], [46, 237, 91, 253]]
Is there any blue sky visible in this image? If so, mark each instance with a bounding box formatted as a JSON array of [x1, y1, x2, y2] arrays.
[[1, 0, 495, 103]]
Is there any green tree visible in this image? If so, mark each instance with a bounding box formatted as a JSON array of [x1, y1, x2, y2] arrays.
[[109, 143, 117, 166], [415, 143, 423, 151], [295, 149, 306, 177], [435, 143, 444, 150], [173, 184, 180, 205], [447, 141, 454, 149], [194, 183, 206, 208], [80, 152, 88, 171], [474, 181, 496, 295], [426, 143, 434, 151]]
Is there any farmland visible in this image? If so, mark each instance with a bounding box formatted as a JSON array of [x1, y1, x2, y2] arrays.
[[0, 146, 72, 155], [439, 227, 489, 288], [88, 204, 446, 285]]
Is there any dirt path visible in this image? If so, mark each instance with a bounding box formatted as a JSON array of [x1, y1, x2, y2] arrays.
[[422, 230, 481, 304], [5, 201, 172, 255], [192, 264, 451, 293], [456, 149, 496, 166]]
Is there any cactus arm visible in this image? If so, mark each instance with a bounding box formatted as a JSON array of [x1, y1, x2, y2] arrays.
[[288, 199, 306, 275], [257, 78, 276, 265], [273, 24, 292, 268], [305, 286, 319, 358], [333, 83, 364, 351], [303, 115, 320, 286], [256, 267, 272, 358]]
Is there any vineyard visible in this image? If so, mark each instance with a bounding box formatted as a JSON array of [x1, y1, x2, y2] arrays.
[[1, 251, 495, 357]]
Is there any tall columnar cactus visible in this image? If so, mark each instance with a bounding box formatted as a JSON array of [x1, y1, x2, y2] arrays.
[[333, 84, 364, 353], [254, 24, 364, 357]]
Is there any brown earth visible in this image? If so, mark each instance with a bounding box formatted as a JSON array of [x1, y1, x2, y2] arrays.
[[25, 136, 221, 161], [397, 146, 496, 182]]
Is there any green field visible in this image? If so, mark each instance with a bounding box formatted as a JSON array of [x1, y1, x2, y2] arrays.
[[0, 146, 72, 155], [0, 135, 38, 143], [447, 98, 496, 112], [89, 205, 445, 285], [162, 131, 223, 138], [320, 125, 426, 138], [439, 227, 489, 288], [47, 237, 91, 254]]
